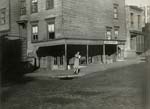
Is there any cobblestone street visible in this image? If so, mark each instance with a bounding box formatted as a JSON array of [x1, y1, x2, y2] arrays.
[[2, 62, 148, 109]]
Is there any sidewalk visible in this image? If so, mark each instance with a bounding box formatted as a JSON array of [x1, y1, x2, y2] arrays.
[[25, 57, 145, 79]]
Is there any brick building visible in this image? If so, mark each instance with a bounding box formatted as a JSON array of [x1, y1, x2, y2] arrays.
[[125, 5, 145, 57], [143, 23, 150, 55], [0, 0, 27, 77], [18, 0, 126, 70]]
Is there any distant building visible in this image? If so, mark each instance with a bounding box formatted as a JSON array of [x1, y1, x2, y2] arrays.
[[125, 5, 145, 57]]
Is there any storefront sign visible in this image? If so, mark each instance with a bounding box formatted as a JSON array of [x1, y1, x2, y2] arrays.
[[104, 41, 118, 44]]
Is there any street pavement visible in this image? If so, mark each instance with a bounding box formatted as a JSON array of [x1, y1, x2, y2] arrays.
[[25, 57, 145, 79], [1, 57, 149, 109]]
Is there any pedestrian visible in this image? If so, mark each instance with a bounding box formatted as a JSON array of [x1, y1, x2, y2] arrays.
[[74, 51, 81, 74]]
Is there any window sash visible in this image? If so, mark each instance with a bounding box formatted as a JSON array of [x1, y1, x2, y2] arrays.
[[113, 5, 118, 19], [20, 0, 26, 15], [31, 0, 38, 13], [0, 9, 6, 25], [46, 0, 54, 9], [106, 30, 112, 40], [32, 25, 38, 41]]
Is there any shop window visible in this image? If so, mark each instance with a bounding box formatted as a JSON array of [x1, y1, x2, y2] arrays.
[[54, 57, 57, 65], [130, 13, 134, 27], [60, 56, 63, 65]]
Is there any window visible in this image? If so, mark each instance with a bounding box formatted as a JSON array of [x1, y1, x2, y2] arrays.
[[106, 27, 112, 40], [130, 13, 134, 27], [47, 18, 55, 39], [20, 0, 26, 15], [113, 4, 119, 19], [54, 57, 57, 65], [32, 25, 38, 41], [31, 0, 38, 13], [60, 56, 63, 65], [138, 15, 141, 28], [0, 8, 6, 25], [114, 27, 119, 39], [46, 0, 54, 10]]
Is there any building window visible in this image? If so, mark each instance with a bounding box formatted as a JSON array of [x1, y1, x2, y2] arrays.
[[114, 27, 119, 39], [138, 15, 141, 28], [47, 18, 55, 39], [20, 0, 26, 15], [130, 13, 134, 27], [31, 0, 38, 13], [106, 27, 112, 40], [32, 25, 38, 41], [0, 8, 6, 25], [46, 0, 54, 10], [113, 4, 119, 19]]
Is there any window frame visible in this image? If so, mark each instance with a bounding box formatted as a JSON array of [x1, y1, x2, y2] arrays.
[[31, 0, 38, 13], [46, 18, 55, 40], [114, 26, 119, 39], [106, 27, 112, 40], [46, 0, 54, 10], [113, 4, 119, 19], [0, 8, 6, 25], [31, 24, 39, 42], [20, 0, 26, 15]]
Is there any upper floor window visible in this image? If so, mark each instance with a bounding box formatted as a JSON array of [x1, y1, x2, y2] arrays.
[[32, 24, 38, 41], [113, 4, 119, 19], [138, 15, 141, 28], [46, 0, 54, 10], [130, 13, 134, 27], [20, 0, 26, 15], [106, 27, 112, 40], [31, 0, 38, 13], [47, 18, 55, 39], [114, 26, 119, 39], [0, 8, 6, 25]]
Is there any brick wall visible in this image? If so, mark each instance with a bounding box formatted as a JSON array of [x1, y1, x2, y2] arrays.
[[22, 0, 63, 45], [9, 0, 20, 37], [62, 0, 126, 40]]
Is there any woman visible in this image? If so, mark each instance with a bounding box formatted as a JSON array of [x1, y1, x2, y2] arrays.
[[74, 52, 81, 74]]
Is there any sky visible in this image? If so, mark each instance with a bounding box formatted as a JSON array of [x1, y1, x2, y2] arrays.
[[126, 0, 150, 6]]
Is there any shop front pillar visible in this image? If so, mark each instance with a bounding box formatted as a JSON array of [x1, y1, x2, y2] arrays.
[[116, 45, 119, 60], [103, 44, 106, 63], [86, 44, 89, 64], [65, 43, 68, 70]]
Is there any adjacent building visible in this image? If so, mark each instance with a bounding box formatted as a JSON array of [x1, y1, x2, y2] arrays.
[[144, 5, 150, 23], [125, 5, 145, 57], [0, 0, 27, 75], [143, 23, 150, 55], [17, 0, 126, 70]]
